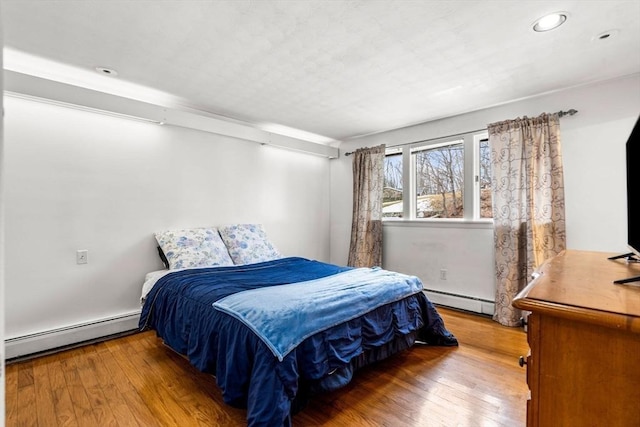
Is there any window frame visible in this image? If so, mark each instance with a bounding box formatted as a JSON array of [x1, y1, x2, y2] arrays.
[[383, 129, 491, 222]]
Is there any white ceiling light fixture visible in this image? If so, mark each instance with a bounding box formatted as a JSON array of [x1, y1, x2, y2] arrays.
[[4, 48, 184, 107], [532, 12, 568, 32]]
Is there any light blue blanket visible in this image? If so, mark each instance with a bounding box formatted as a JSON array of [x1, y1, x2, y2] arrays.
[[212, 267, 423, 361]]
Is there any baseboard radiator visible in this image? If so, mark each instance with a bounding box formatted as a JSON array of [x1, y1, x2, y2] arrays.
[[4, 292, 491, 360], [4, 310, 141, 360], [424, 289, 495, 316]]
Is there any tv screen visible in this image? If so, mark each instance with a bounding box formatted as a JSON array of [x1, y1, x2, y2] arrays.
[[610, 115, 640, 284], [626, 116, 640, 258]]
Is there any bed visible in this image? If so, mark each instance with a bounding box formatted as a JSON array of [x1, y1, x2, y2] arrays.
[[138, 225, 457, 427]]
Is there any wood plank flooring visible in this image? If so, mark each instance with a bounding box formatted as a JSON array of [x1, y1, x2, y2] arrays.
[[5, 307, 530, 426]]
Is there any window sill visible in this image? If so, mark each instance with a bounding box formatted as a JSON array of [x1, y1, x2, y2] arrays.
[[382, 218, 493, 229]]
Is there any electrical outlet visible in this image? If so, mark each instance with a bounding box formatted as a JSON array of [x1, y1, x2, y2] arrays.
[[440, 269, 447, 280], [76, 249, 88, 264]]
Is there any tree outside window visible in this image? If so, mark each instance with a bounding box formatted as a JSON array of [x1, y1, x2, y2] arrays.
[[414, 141, 464, 218]]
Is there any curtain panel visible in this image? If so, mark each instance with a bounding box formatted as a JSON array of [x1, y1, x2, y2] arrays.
[[488, 113, 566, 326], [348, 144, 386, 268]]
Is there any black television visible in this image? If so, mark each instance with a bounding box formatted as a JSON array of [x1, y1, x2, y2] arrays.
[[608, 115, 640, 284]]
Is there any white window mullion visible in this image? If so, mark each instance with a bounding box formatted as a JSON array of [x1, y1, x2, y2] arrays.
[[467, 134, 479, 220], [403, 147, 413, 219]]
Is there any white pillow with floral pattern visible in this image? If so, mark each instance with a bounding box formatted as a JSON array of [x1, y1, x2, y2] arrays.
[[154, 227, 233, 270], [218, 224, 282, 265]]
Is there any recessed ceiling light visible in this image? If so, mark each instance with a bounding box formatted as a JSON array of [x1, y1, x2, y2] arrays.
[[95, 66, 118, 76], [533, 12, 568, 32]]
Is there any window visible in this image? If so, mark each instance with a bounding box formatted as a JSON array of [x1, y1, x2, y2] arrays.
[[383, 147, 403, 218], [478, 137, 493, 219], [383, 130, 491, 220], [413, 140, 464, 218]]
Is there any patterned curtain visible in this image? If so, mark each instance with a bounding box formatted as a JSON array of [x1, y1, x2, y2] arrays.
[[348, 144, 386, 268], [488, 113, 566, 326]]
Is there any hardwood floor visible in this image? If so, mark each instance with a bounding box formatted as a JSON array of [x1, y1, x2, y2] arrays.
[[5, 307, 530, 426]]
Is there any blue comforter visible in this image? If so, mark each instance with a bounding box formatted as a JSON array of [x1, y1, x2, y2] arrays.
[[139, 257, 457, 427], [214, 267, 423, 361]]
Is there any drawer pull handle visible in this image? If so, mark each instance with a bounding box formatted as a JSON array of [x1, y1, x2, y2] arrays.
[[519, 356, 527, 367]]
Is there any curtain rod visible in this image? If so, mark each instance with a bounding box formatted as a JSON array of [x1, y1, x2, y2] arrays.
[[344, 109, 578, 156]]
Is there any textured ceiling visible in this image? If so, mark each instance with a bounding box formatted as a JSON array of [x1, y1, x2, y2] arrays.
[[2, 0, 640, 142]]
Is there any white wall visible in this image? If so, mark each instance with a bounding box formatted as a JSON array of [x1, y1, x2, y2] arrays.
[[3, 95, 332, 356], [1, 4, 6, 422], [331, 74, 640, 312]]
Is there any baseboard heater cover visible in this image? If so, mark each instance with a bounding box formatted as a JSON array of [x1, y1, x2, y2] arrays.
[[4, 291, 492, 359], [423, 289, 495, 316], [4, 310, 141, 360]]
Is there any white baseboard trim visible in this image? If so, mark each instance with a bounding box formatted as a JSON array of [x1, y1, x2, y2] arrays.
[[4, 293, 490, 360], [424, 290, 495, 316], [5, 310, 141, 360]]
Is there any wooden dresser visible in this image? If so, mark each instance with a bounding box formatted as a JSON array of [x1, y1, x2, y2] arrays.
[[512, 250, 640, 427]]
